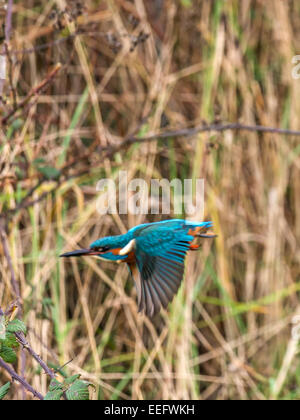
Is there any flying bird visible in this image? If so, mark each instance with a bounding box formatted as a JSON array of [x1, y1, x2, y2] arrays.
[[60, 219, 216, 317]]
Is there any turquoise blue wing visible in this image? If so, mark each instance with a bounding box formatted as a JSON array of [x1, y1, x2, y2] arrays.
[[130, 220, 211, 317]]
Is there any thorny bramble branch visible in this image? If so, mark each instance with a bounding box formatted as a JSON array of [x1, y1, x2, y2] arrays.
[[0, 356, 44, 400], [0, 219, 61, 399]]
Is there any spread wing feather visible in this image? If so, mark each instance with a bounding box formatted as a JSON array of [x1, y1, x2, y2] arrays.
[[128, 220, 213, 317], [128, 222, 197, 317]]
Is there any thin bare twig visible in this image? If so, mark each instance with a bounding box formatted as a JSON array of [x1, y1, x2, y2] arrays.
[[8, 31, 105, 56], [0, 219, 20, 300], [5, 0, 14, 42], [125, 122, 300, 143], [0, 304, 64, 399], [1, 62, 62, 125], [4, 42, 17, 108], [3, 119, 300, 218], [4, 29, 147, 56], [15, 333, 68, 400], [15, 333, 56, 380], [0, 0, 14, 101], [0, 356, 44, 400]]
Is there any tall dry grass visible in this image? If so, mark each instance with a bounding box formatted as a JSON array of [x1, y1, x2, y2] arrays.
[[0, 0, 300, 400]]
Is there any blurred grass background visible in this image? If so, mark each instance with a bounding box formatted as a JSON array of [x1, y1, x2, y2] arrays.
[[0, 0, 300, 400]]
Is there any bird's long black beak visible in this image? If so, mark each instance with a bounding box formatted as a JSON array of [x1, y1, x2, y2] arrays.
[[60, 249, 92, 258], [197, 233, 218, 239]]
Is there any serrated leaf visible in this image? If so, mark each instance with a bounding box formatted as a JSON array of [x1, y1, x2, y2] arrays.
[[44, 390, 64, 400], [66, 380, 90, 401], [0, 346, 17, 363], [7, 319, 27, 335], [0, 316, 6, 340], [37, 166, 61, 180], [0, 382, 11, 400], [49, 379, 64, 392], [3, 332, 19, 349], [64, 374, 81, 385]]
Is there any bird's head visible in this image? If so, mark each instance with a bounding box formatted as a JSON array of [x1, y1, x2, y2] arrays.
[[60, 235, 132, 261]]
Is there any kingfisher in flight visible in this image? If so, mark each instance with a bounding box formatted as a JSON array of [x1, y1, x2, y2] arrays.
[[60, 219, 216, 317]]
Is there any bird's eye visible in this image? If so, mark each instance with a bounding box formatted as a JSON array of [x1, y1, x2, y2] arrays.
[[93, 246, 109, 252]]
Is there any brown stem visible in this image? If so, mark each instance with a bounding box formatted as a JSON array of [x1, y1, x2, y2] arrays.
[[0, 219, 20, 301], [15, 333, 56, 380], [0, 0, 14, 103], [3, 119, 300, 219], [5, 0, 14, 42], [125, 122, 300, 143], [0, 356, 44, 400], [14, 332, 68, 399], [1, 62, 62, 125]]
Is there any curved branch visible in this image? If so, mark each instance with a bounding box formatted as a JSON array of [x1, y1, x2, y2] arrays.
[[0, 357, 43, 400]]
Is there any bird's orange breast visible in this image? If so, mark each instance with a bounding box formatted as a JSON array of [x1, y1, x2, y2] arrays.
[[124, 251, 136, 263], [110, 248, 122, 256], [109, 248, 136, 263]]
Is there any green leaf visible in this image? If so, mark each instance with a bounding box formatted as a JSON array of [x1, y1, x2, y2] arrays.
[[6, 118, 24, 139], [44, 390, 64, 400], [37, 166, 61, 180], [80, 137, 93, 148], [11, 118, 24, 130], [64, 374, 81, 385], [0, 382, 11, 400], [2, 332, 19, 349], [0, 316, 6, 340], [66, 380, 90, 401], [33, 157, 46, 166], [7, 319, 27, 335], [0, 346, 17, 363], [49, 379, 64, 392], [42, 298, 53, 306]]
